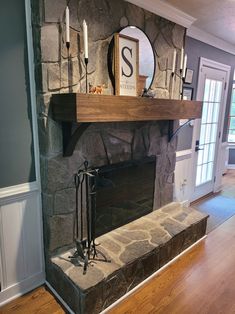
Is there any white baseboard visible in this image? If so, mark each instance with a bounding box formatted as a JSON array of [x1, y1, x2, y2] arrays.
[[227, 164, 235, 170], [0, 271, 45, 307], [101, 235, 207, 314]]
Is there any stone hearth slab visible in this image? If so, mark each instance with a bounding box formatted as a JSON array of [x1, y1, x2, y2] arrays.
[[49, 202, 208, 314]]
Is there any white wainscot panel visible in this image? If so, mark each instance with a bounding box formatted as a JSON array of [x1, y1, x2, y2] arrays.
[[0, 191, 44, 305], [174, 151, 192, 203]]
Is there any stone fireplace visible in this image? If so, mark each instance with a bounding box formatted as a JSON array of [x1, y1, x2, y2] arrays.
[[31, 0, 208, 313]]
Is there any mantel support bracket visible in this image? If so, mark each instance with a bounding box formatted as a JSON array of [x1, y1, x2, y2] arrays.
[[62, 122, 91, 157], [168, 119, 194, 142]]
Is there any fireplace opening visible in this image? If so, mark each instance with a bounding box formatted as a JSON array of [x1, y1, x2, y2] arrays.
[[95, 156, 156, 236]]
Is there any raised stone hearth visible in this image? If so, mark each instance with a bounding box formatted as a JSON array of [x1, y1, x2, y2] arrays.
[[49, 202, 208, 314]]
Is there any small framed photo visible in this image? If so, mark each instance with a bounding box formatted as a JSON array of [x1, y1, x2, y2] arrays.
[[184, 68, 194, 84], [182, 87, 193, 100], [114, 33, 139, 96]]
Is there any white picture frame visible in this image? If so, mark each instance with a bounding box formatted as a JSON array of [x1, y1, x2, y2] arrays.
[[114, 33, 139, 96]]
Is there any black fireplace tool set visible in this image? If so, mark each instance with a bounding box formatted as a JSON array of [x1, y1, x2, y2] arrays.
[[69, 161, 110, 274]]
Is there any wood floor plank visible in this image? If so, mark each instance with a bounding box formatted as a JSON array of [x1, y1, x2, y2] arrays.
[[0, 286, 65, 314]]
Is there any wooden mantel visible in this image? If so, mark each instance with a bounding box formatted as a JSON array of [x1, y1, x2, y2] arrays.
[[52, 93, 202, 123], [51, 93, 202, 156]]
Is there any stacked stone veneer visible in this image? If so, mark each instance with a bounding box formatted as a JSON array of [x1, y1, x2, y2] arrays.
[[41, 121, 176, 254], [31, 0, 185, 257]]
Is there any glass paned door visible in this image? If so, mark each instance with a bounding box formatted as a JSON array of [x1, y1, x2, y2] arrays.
[[196, 79, 222, 186], [192, 64, 227, 201]]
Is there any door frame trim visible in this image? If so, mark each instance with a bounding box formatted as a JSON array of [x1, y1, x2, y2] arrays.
[[24, 0, 42, 190], [190, 57, 231, 201]]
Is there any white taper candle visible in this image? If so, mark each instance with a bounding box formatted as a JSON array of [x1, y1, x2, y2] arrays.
[[65, 6, 70, 44], [83, 20, 88, 59], [180, 48, 184, 71], [183, 54, 187, 78], [172, 49, 176, 74]]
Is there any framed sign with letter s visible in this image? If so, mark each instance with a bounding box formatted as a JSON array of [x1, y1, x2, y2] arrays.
[[114, 33, 139, 96]]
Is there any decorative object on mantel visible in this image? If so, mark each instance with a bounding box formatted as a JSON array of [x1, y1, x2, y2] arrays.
[[69, 161, 110, 274], [179, 48, 184, 75], [114, 33, 139, 96], [182, 86, 193, 100], [83, 20, 89, 93], [183, 54, 188, 79], [120, 26, 155, 96], [109, 26, 156, 97], [65, 6, 70, 49], [88, 83, 105, 94], [180, 53, 188, 99], [170, 49, 177, 99], [184, 68, 194, 84], [51, 93, 203, 156]]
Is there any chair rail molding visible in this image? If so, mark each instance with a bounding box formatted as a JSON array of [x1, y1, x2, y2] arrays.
[[0, 182, 39, 203]]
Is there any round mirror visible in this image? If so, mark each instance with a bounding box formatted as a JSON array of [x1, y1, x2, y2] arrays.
[[120, 26, 155, 93]]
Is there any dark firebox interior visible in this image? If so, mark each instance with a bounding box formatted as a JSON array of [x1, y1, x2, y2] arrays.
[[95, 156, 156, 236]]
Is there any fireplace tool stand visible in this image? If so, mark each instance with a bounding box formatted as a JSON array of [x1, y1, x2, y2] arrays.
[[69, 161, 110, 274]]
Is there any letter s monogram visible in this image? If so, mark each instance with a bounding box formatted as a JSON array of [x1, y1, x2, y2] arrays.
[[121, 46, 133, 78]]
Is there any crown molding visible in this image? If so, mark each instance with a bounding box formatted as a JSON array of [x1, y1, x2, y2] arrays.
[[187, 26, 235, 56], [125, 0, 196, 28]]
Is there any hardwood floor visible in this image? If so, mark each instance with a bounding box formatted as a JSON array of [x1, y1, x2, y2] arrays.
[[0, 286, 65, 314]]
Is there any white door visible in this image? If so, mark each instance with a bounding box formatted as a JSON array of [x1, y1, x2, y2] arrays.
[[191, 59, 230, 201]]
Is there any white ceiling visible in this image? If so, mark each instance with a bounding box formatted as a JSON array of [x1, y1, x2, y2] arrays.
[[127, 0, 235, 54], [164, 0, 235, 46]]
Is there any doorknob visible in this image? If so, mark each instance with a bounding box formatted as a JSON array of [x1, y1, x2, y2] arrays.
[[195, 146, 204, 152], [195, 140, 204, 152]]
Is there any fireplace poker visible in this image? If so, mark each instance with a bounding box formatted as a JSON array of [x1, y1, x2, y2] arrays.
[[80, 174, 84, 242], [84, 161, 91, 257], [74, 173, 80, 241], [72, 172, 86, 262]]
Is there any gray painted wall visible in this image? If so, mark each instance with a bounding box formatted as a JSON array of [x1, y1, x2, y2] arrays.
[[177, 36, 235, 151], [0, 0, 36, 188]]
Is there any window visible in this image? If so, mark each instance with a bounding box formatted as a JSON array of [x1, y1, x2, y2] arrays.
[[228, 72, 235, 143]]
